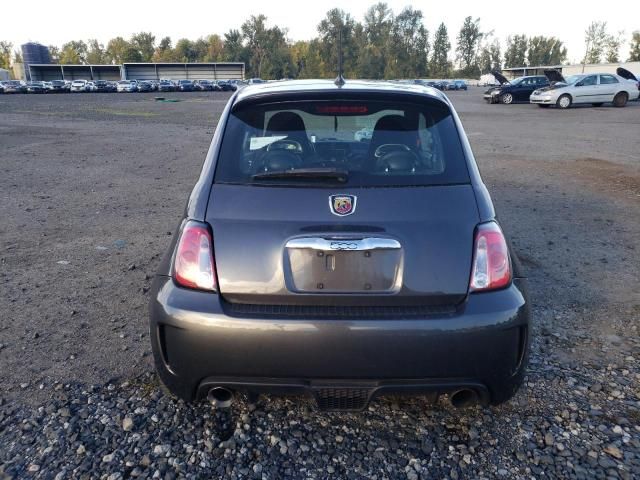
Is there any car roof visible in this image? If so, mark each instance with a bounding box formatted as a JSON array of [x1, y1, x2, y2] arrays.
[[234, 79, 449, 104]]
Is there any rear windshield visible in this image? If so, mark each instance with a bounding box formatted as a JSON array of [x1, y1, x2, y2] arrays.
[[215, 98, 469, 187]]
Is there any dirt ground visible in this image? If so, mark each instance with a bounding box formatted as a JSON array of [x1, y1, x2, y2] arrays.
[[0, 89, 638, 403]]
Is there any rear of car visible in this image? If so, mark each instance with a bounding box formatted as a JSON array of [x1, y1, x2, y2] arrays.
[[158, 80, 174, 92], [137, 81, 153, 92], [70, 80, 87, 92], [117, 80, 138, 93], [150, 81, 530, 411], [3, 81, 27, 93], [179, 80, 194, 92], [47, 80, 67, 93]]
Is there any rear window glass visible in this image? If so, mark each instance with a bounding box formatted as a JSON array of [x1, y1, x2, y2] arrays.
[[214, 99, 470, 187]]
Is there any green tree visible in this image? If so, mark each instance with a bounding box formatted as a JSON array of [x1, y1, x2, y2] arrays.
[[504, 35, 527, 67], [629, 31, 640, 61], [241, 14, 270, 77], [359, 2, 393, 78], [317, 8, 359, 78], [130, 32, 156, 62], [478, 38, 501, 74], [86, 39, 107, 64], [290, 40, 325, 78], [604, 31, 624, 63], [385, 7, 429, 78], [106, 37, 130, 64], [0, 41, 12, 70], [223, 29, 246, 63], [455, 16, 483, 77], [430, 23, 451, 77], [48, 45, 60, 64], [153, 37, 178, 62], [583, 21, 608, 64], [527, 36, 567, 66], [204, 34, 225, 62], [59, 41, 88, 64], [174, 38, 198, 62]]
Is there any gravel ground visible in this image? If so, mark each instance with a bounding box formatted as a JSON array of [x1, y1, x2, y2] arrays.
[[1, 90, 639, 479]]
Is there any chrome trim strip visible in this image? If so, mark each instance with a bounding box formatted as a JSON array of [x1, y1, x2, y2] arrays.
[[286, 237, 401, 251]]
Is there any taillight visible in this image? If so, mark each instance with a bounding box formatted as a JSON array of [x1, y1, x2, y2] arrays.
[[173, 221, 217, 292], [470, 222, 511, 292]]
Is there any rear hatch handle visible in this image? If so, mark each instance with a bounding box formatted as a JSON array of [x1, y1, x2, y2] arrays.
[[286, 237, 401, 251]]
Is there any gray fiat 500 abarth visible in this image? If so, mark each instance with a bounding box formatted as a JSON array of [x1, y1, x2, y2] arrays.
[[149, 79, 530, 412]]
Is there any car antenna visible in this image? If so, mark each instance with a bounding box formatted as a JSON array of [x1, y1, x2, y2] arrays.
[[334, 29, 345, 87]]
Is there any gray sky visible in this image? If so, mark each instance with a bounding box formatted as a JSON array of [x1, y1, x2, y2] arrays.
[[4, 0, 637, 64]]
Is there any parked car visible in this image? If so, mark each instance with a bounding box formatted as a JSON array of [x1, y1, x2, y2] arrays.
[[117, 80, 138, 93], [194, 79, 215, 91], [158, 80, 175, 92], [137, 81, 153, 92], [452, 80, 468, 91], [70, 80, 89, 93], [46, 80, 68, 93], [26, 81, 47, 93], [0, 82, 4, 94], [2, 80, 27, 93], [247, 78, 265, 85], [432, 81, 447, 91], [217, 80, 236, 92], [178, 80, 194, 92], [91, 80, 111, 92], [530, 70, 640, 109], [149, 79, 531, 413], [483, 72, 549, 104]]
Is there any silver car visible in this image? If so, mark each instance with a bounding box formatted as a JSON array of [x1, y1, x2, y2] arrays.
[[530, 70, 640, 109]]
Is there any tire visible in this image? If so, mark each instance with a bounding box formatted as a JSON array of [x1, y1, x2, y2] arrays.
[[613, 92, 628, 107], [500, 92, 513, 104], [556, 94, 572, 109], [537, 104, 550, 108], [591, 103, 604, 107]]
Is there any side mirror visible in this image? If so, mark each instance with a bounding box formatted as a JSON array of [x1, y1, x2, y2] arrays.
[[575, 82, 584, 87]]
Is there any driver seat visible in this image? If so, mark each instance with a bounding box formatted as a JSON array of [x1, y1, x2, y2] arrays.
[[265, 112, 313, 153], [367, 115, 418, 169]]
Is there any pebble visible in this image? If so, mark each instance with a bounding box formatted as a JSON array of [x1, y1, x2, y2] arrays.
[[122, 416, 134, 431]]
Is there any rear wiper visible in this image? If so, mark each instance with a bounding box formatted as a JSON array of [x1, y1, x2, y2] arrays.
[[252, 168, 348, 183]]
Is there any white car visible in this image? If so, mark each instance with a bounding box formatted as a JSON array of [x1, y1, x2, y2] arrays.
[[70, 80, 89, 93], [117, 80, 138, 93], [530, 70, 640, 109]]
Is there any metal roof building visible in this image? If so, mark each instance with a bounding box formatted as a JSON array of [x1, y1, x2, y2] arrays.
[[29, 64, 122, 81], [122, 63, 244, 81], [28, 62, 245, 82], [502, 61, 640, 79]]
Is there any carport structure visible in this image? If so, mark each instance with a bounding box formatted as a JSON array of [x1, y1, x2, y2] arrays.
[[29, 64, 122, 81], [122, 63, 245, 81]]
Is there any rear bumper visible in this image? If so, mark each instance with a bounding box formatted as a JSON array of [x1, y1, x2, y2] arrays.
[[149, 277, 530, 406]]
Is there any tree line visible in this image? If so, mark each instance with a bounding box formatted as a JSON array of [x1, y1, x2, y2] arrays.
[[1, 5, 639, 80]]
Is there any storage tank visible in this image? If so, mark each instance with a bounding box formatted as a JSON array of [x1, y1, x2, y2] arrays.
[[21, 42, 51, 81]]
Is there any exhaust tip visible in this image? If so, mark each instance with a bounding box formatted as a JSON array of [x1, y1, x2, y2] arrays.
[[207, 387, 233, 409], [450, 389, 479, 408]]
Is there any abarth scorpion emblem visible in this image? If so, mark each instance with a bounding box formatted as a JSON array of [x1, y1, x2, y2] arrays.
[[330, 195, 357, 216]]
